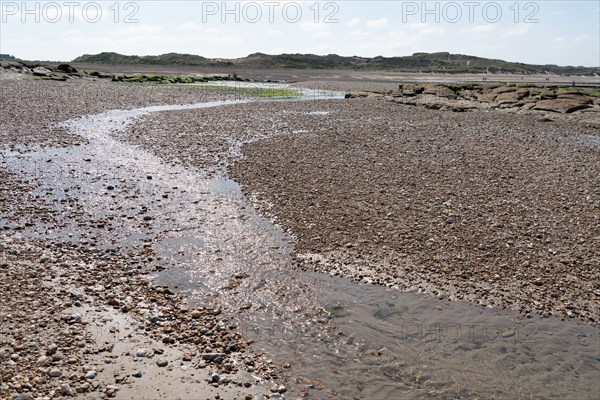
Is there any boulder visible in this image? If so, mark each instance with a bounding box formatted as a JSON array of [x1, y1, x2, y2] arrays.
[[533, 98, 592, 113], [492, 86, 518, 94], [422, 84, 456, 99], [538, 89, 557, 100], [474, 91, 498, 103], [56, 64, 78, 74], [345, 92, 369, 99], [399, 84, 424, 96], [32, 67, 52, 76]]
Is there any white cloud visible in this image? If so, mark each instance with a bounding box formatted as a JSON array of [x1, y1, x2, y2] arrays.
[[179, 22, 205, 32], [459, 25, 495, 34], [297, 21, 332, 38], [408, 23, 445, 36], [574, 34, 590, 43], [347, 17, 361, 27], [366, 18, 388, 28], [501, 26, 530, 38]]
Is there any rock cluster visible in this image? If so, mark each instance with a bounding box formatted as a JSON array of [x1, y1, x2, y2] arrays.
[[114, 94, 600, 324], [0, 79, 239, 147], [344, 83, 600, 125], [0, 61, 250, 84], [0, 79, 288, 399], [226, 99, 599, 324]]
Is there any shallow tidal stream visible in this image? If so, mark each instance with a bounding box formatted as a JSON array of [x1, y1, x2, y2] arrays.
[[1, 88, 598, 399]]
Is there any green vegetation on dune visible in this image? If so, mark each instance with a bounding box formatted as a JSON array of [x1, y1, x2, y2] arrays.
[[72, 51, 600, 76]]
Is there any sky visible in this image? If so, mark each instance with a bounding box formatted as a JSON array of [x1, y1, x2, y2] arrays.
[[0, 1, 599, 66]]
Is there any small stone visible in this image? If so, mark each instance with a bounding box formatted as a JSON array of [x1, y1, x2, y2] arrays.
[[36, 356, 49, 366], [60, 384, 73, 396], [46, 343, 58, 356], [132, 370, 142, 378], [225, 342, 237, 353], [85, 370, 97, 379], [10, 353, 18, 361], [70, 313, 82, 322], [162, 336, 175, 344], [48, 368, 62, 378], [210, 373, 220, 383], [76, 383, 91, 393], [201, 353, 225, 361], [156, 358, 168, 367], [501, 330, 515, 338], [135, 348, 148, 358], [0, 349, 6, 358], [190, 310, 203, 319], [10, 393, 33, 400], [105, 385, 119, 397]]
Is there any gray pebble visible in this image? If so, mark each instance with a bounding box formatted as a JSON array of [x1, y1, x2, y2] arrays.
[[135, 348, 148, 357], [36, 356, 49, 366], [60, 384, 73, 396], [46, 343, 58, 356], [10, 393, 33, 400], [156, 358, 168, 367]]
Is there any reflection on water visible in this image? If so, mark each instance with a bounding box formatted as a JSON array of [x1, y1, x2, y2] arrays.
[[1, 90, 598, 399], [244, 273, 599, 399]]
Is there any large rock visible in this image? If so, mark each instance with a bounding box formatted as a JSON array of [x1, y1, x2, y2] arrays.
[[538, 89, 557, 99], [492, 86, 518, 94], [533, 98, 592, 113], [56, 64, 78, 74], [494, 92, 519, 105], [32, 67, 52, 76], [556, 89, 584, 96], [474, 91, 497, 103], [494, 89, 531, 106], [422, 84, 456, 98], [345, 92, 365, 98], [399, 84, 424, 96]]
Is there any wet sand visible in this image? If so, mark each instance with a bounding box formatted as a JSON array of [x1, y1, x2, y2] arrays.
[[118, 91, 599, 397], [1, 75, 599, 399], [229, 99, 599, 324], [112, 94, 599, 324], [0, 78, 284, 399]]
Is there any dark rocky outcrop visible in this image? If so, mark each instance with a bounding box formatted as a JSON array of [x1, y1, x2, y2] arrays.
[[347, 83, 599, 117]]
